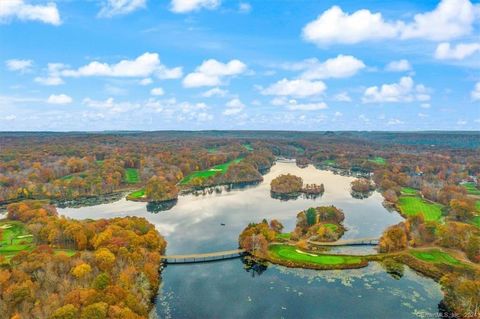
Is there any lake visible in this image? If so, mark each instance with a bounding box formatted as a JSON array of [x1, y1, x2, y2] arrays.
[[58, 162, 443, 318]]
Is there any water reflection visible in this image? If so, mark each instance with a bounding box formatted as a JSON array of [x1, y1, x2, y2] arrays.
[[157, 259, 442, 319], [350, 190, 374, 199], [57, 162, 443, 319], [58, 162, 404, 254], [146, 199, 178, 213], [242, 256, 269, 277]]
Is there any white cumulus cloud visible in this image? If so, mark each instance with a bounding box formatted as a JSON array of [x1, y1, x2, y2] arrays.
[[471, 82, 480, 101], [183, 59, 247, 88], [332, 92, 352, 102], [362, 76, 430, 103], [171, 0, 220, 13], [302, 0, 480, 45], [47, 94, 73, 105], [270, 97, 328, 111], [385, 59, 412, 72], [34, 63, 67, 86], [262, 78, 326, 98], [83, 97, 140, 113], [61, 52, 182, 79], [202, 87, 228, 97], [0, 0, 61, 25], [150, 87, 165, 96], [434, 42, 480, 60], [223, 98, 245, 115], [400, 0, 478, 41], [5, 59, 33, 72], [139, 78, 153, 85], [285, 55, 365, 80], [302, 6, 400, 45], [98, 0, 146, 17], [238, 2, 251, 13], [285, 100, 328, 111]]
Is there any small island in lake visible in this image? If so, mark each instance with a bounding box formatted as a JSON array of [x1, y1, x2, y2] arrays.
[[239, 203, 480, 319], [270, 174, 324, 199], [238, 206, 364, 270], [350, 178, 375, 198], [292, 206, 346, 242]]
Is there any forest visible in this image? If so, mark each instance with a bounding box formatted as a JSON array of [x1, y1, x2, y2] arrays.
[[0, 200, 166, 318], [1, 131, 479, 318]]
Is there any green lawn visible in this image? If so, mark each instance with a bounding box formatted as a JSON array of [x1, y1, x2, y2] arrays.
[[293, 146, 305, 154], [397, 196, 444, 222], [410, 249, 462, 266], [60, 172, 87, 181], [275, 233, 291, 240], [128, 188, 145, 199], [401, 187, 419, 196], [1, 220, 76, 263], [369, 157, 386, 165], [322, 160, 336, 166], [124, 168, 140, 184], [324, 223, 338, 232], [462, 182, 480, 195], [269, 244, 363, 266], [180, 158, 243, 185], [242, 144, 253, 151], [207, 147, 218, 153], [0, 220, 35, 261], [96, 160, 104, 165], [472, 216, 480, 228]]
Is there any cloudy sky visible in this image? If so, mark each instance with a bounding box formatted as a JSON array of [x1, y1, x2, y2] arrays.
[[1, 0, 479, 131]]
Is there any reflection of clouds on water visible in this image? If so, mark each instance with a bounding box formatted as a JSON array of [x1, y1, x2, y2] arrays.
[[152, 257, 443, 319], [273, 262, 442, 318], [58, 162, 403, 255], [154, 222, 178, 237], [48, 162, 442, 319]]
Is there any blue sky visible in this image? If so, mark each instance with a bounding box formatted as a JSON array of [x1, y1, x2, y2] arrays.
[[0, 0, 479, 131]]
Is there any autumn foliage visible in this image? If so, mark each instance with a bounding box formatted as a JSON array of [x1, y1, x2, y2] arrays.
[[0, 201, 166, 319], [270, 174, 303, 194]]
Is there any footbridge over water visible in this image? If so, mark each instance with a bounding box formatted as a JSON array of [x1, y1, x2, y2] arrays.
[[160, 249, 246, 264], [308, 237, 379, 247], [161, 238, 379, 264]]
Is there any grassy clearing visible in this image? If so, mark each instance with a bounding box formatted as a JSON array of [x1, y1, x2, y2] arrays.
[[124, 168, 140, 184], [293, 146, 305, 154], [472, 216, 480, 228], [462, 182, 480, 195], [269, 244, 363, 266], [128, 188, 145, 199], [275, 233, 291, 240], [242, 144, 253, 151], [207, 147, 218, 153], [397, 196, 444, 222], [180, 158, 243, 185], [324, 223, 338, 232], [0, 220, 35, 261], [401, 187, 419, 196], [409, 249, 462, 266], [96, 160, 104, 165], [60, 172, 87, 181], [369, 156, 386, 165], [0, 220, 77, 263], [322, 159, 336, 166]]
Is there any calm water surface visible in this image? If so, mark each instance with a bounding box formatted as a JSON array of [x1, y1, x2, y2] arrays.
[[58, 162, 443, 319]]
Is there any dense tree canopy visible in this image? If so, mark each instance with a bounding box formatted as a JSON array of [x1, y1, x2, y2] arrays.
[[0, 200, 166, 319]]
